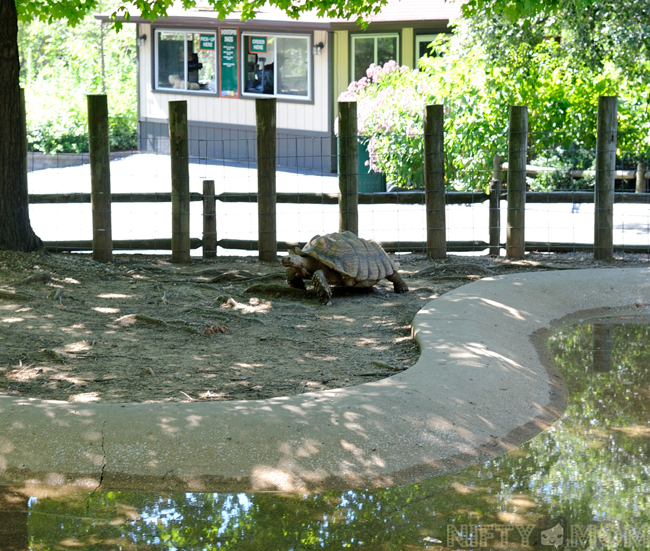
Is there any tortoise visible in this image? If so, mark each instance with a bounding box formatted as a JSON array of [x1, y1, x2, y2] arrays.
[[281, 231, 409, 305]]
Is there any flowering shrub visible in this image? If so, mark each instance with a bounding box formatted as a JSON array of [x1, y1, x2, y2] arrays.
[[339, 61, 434, 188]]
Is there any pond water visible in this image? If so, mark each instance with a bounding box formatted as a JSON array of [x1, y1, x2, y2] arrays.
[[4, 316, 650, 549]]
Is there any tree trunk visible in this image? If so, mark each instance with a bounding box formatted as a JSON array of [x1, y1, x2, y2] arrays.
[[0, 0, 42, 252]]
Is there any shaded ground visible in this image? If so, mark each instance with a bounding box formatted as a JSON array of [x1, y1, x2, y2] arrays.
[[0, 250, 647, 403]]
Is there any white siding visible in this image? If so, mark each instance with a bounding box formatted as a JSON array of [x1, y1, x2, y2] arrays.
[[139, 26, 330, 133]]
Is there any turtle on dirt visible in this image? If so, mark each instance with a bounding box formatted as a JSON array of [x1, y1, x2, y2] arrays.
[[281, 231, 409, 305]]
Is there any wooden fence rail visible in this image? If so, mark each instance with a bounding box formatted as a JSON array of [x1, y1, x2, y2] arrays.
[[33, 188, 650, 254], [28, 192, 204, 204], [41, 237, 650, 255], [28, 190, 650, 206]]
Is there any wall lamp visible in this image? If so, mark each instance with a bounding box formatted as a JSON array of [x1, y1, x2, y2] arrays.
[[312, 42, 324, 55], [137, 34, 147, 47]]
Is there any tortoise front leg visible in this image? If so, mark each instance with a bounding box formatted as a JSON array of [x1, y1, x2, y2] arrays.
[[312, 269, 333, 305], [286, 267, 307, 290], [387, 272, 409, 293]]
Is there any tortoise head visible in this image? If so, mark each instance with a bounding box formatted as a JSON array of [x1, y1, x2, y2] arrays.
[[281, 254, 301, 268], [282, 254, 324, 277]]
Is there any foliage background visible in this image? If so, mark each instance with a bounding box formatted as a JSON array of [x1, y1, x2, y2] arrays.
[[342, 3, 650, 191], [18, 1, 137, 153]]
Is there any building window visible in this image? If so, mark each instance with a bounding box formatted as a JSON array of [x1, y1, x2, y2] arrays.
[[351, 33, 399, 81], [155, 30, 217, 93], [241, 33, 311, 100], [416, 34, 442, 59]]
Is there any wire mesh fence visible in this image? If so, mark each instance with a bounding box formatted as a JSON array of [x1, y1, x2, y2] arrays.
[[26, 102, 650, 260]]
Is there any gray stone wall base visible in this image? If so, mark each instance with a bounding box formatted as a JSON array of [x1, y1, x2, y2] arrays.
[[27, 152, 133, 172]]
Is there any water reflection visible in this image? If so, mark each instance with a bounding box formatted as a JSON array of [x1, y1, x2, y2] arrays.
[[13, 319, 650, 549]]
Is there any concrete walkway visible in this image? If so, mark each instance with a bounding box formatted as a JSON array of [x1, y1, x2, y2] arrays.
[[1, 268, 649, 493]]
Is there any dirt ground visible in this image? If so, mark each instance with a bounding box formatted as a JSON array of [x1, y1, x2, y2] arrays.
[[0, 248, 647, 404]]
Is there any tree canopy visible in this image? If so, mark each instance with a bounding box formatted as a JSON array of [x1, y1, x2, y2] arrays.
[[463, 0, 650, 75], [16, 0, 389, 25]]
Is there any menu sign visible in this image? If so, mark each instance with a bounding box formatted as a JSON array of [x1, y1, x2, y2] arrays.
[[220, 28, 239, 98]]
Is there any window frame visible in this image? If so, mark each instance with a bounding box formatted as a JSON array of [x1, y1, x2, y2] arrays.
[[415, 34, 439, 60], [414, 30, 450, 61], [153, 28, 218, 95], [350, 32, 400, 82], [240, 31, 313, 102]]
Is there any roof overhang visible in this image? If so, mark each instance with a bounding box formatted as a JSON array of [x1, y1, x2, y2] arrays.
[[95, 0, 462, 31]]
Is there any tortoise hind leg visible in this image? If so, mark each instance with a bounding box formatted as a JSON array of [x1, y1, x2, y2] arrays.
[[312, 269, 333, 305], [286, 267, 307, 290], [387, 272, 409, 293]]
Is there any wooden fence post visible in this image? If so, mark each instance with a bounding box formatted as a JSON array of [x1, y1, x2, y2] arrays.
[[203, 179, 216, 258], [506, 106, 527, 259], [87, 95, 112, 262], [169, 101, 191, 263], [256, 98, 277, 262], [489, 153, 502, 256], [338, 101, 359, 235], [636, 161, 647, 194], [424, 104, 446, 258], [594, 96, 617, 261]]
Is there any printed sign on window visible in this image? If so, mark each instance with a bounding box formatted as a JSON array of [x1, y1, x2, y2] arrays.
[[249, 36, 267, 54], [200, 34, 216, 50]]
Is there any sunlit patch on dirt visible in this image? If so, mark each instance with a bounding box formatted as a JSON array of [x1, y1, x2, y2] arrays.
[[198, 390, 228, 399], [323, 314, 357, 323], [217, 296, 272, 314], [69, 392, 101, 403], [355, 337, 381, 348], [303, 353, 341, 362], [62, 341, 93, 354], [93, 307, 121, 314], [114, 314, 138, 327], [232, 362, 264, 370], [50, 373, 88, 386], [5, 366, 51, 381]]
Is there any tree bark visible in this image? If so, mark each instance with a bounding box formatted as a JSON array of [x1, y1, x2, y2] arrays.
[[0, 0, 42, 251]]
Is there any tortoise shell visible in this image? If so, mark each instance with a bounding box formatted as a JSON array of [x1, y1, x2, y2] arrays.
[[295, 231, 397, 283]]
